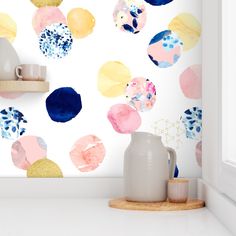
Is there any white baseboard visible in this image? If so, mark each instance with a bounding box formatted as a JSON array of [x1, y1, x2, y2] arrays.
[[0, 178, 123, 198], [0, 177, 198, 199], [198, 179, 236, 235]]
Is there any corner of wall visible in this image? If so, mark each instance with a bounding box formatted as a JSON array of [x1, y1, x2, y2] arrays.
[[198, 179, 236, 235]]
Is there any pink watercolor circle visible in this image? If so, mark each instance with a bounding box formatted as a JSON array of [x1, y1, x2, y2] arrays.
[[107, 104, 141, 133], [125, 77, 156, 112], [32, 6, 66, 35], [179, 64, 202, 99], [195, 141, 202, 167], [11, 136, 47, 170], [0, 92, 24, 99], [70, 135, 106, 172]]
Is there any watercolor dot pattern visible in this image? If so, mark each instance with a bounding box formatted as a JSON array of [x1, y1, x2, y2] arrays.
[[39, 23, 73, 59], [148, 30, 183, 68], [70, 135, 106, 172], [125, 77, 156, 112], [0, 13, 17, 42], [0, 107, 27, 140], [67, 8, 95, 39], [179, 65, 202, 99], [27, 159, 63, 178], [98, 61, 132, 97], [32, 6, 66, 35], [113, 0, 147, 34], [107, 104, 141, 134], [144, 0, 173, 6], [46, 87, 82, 123], [31, 0, 63, 8], [0, 1, 202, 176], [11, 136, 47, 170], [181, 107, 202, 140], [168, 13, 201, 51]]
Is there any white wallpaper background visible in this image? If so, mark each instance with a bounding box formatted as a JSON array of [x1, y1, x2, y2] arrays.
[[0, 0, 202, 177]]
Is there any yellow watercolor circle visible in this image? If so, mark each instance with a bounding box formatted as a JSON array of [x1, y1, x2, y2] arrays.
[[0, 13, 17, 42], [67, 8, 95, 39], [31, 0, 63, 8], [168, 13, 201, 51], [97, 61, 132, 98], [27, 159, 63, 178]]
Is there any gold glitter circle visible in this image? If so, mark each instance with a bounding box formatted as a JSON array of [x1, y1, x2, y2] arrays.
[[31, 0, 63, 8], [27, 159, 63, 178]]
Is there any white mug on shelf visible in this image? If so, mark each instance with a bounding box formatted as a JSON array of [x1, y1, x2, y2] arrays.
[[15, 64, 46, 81], [39, 66, 46, 81]]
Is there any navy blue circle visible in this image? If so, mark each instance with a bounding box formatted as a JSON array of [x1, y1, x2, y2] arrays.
[[144, 0, 173, 6], [174, 165, 179, 178], [46, 87, 82, 123]]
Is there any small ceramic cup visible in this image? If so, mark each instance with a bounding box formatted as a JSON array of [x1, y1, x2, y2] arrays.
[[15, 64, 46, 81], [39, 66, 46, 81], [168, 178, 189, 203]]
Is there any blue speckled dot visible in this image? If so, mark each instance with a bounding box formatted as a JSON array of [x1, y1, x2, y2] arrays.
[[181, 107, 202, 140], [0, 107, 27, 140], [39, 23, 73, 59]]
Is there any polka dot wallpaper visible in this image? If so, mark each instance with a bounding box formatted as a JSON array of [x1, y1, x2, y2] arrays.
[[0, 0, 201, 177]]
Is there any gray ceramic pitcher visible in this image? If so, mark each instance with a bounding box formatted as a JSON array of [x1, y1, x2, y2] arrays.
[[0, 38, 20, 80], [124, 132, 176, 202]]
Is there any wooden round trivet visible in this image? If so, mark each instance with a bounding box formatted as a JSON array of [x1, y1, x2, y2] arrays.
[[109, 198, 205, 211]]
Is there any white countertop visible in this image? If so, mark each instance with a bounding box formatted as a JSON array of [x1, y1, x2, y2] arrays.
[[0, 198, 232, 236]]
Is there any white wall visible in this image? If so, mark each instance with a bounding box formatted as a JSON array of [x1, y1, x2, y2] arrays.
[[202, 0, 220, 188]]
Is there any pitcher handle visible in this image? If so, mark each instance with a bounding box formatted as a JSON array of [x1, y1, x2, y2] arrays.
[[167, 147, 176, 179]]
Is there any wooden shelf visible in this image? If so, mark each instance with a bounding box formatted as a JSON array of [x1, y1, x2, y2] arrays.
[[109, 198, 205, 211], [0, 80, 49, 92]]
